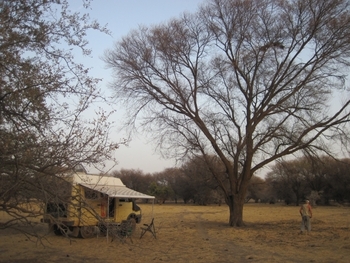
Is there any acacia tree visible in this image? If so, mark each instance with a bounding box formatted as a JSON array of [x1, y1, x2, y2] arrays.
[[181, 155, 226, 205], [268, 159, 310, 205], [246, 176, 267, 203], [160, 168, 186, 203], [111, 169, 152, 193], [320, 157, 350, 203], [104, 0, 350, 226], [0, 0, 120, 236]]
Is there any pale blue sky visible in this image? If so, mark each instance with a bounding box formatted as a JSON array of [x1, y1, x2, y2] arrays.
[[77, 0, 206, 173]]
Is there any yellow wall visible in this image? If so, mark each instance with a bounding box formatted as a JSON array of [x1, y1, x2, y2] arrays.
[[62, 185, 140, 226], [115, 199, 134, 223]]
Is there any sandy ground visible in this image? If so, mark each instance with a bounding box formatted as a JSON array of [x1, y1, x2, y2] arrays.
[[1, 203, 350, 263]]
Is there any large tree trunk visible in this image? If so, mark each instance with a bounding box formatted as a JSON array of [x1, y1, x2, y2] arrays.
[[227, 191, 246, 227]]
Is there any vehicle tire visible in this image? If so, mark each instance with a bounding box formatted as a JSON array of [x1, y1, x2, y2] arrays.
[[79, 226, 95, 239], [70, 227, 80, 238], [53, 224, 62, 236], [53, 224, 68, 236], [98, 223, 107, 236]]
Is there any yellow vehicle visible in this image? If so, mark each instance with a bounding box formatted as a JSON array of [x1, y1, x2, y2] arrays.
[[41, 172, 154, 238]]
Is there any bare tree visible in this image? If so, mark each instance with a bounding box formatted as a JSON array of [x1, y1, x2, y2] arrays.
[[269, 160, 310, 205], [104, 0, 350, 226], [267, 155, 350, 205], [181, 155, 226, 205], [160, 168, 185, 203], [0, 0, 121, 237], [111, 169, 151, 191], [246, 176, 266, 203], [319, 157, 350, 204]]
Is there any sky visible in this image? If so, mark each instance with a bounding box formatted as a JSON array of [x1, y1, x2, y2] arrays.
[[75, 0, 206, 174]]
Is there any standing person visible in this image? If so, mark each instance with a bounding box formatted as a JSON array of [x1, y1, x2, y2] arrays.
[[299, 199, 312, 234]]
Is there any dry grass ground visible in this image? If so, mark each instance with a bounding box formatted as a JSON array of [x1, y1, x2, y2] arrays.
[[1, 203, 350, 263]]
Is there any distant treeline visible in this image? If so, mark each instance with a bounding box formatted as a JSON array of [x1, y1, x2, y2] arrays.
[[110, 155, 350, 206]]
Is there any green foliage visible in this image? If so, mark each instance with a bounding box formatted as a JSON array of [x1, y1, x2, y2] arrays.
[[148, 182, 173, 203]]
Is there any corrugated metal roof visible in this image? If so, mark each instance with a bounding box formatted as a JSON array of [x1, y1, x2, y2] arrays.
[[80, 183, 155, 199], [72, 172, 155, 199], [73, 172, 124, 186]]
